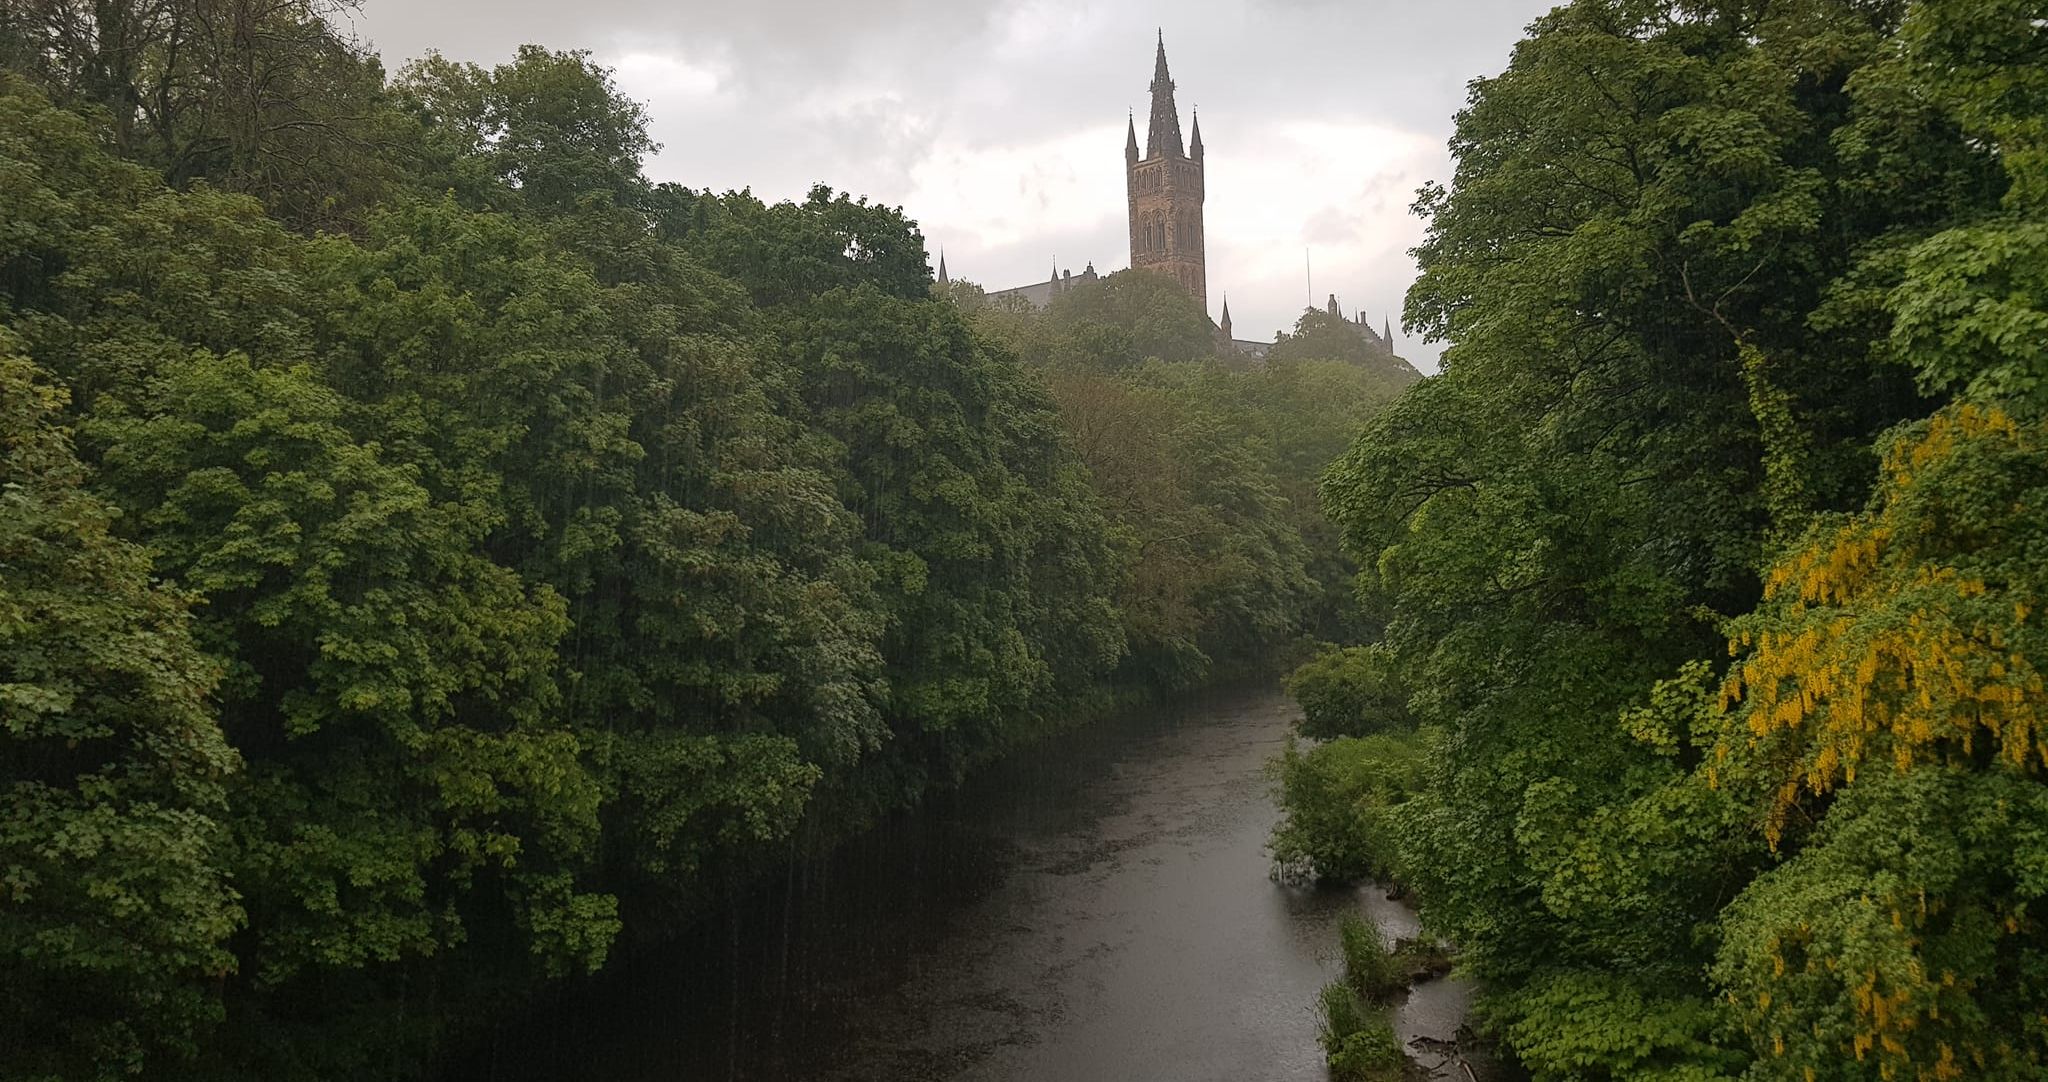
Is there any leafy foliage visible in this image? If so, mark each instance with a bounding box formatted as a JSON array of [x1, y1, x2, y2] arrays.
[[1504, 971, 1742, 1081], [1303, 0, 2048, 1078], [0, 14, 1395, 1072], [1269, 732, 1429, 884], [1319, 983, 1404, 1082], [1, 0, 409, 232], [0, 341, 240, 1081], [973, 278, 1409, 689], [1005, 268, 1225, 369], [1266, 307, 1419, 398], [1286, 644, 1413, 739], [1317, 912, 1412, 1081], [1707, 402, 2048, 1076]]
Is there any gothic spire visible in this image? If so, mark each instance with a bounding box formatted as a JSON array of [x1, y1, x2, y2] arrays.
[[936, 248, 948, 287], [1126, 110, 1139, 163], [1189, 107, 1204, 162], [1384, 314, 1393, 347], [1145, 31, 1184, 160], [1219, 292, 1232, 336]]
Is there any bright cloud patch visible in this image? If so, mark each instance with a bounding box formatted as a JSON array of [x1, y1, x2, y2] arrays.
[[612, 50, 727, 103], [909, 124, 1127, 254]]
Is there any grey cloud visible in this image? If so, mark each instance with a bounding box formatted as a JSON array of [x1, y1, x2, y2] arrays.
[[1301, 203, 1363, 246], [358, 1, 1545, 142], [352, 0, 1558, 368], [353, 0, 999, 83]]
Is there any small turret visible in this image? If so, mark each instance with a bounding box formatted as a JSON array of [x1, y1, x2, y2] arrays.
[[1327, 293, 1341, 318], [1384, 314, 1394, 351], [936, 248, 949, 287], [1126, 111, 1140, 164], [1219, 293, 1233, 339], [1189, 108, 1204, 163]]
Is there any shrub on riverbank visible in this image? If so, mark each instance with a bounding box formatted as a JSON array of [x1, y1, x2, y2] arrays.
[[1285, 644, 1412, 738], [1317, 912, 1413, 1081], [1269, 731, 1430, 883], [1339, 912, 1407, 1000], [1318, 987, 1403, 1082]]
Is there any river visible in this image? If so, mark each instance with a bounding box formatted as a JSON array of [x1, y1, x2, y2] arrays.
[[446, 688, 1488, 1081]]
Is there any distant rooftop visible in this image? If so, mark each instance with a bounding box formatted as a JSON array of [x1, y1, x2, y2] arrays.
[[984, 264, 1100, 309]]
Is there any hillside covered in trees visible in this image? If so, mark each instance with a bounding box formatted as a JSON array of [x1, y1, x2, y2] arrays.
[[1272, 0, 2048, 1078], [14, 0, 2046, 1079], [0, 6, 1415, 1078]]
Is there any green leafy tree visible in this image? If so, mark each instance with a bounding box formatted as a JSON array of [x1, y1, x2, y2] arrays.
[[656, 184, 934, 309], [303, 192, 891, 914], [0, 342, 240, 1081], [1269, 731, 1429, 884], [1214, 357, 1409, 641], [771, 284, 1125, 773], [89, 349, 605, 976], [397, 46, 653, 218], [0, 1, 408, 231], [1316, 1, 2017, 1074], [1037, 362, 1316, 687], [973, 278, 1406, 688], [1033, 269, 1224, 367], [1266, 307, 1419, 396], [1285, 644, 1413, 739], [3, 80, 612, 1076]]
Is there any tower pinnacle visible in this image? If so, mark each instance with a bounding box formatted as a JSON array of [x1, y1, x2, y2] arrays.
[[1189, 107, 1204, 162], [1146, 33, 1184, 159]]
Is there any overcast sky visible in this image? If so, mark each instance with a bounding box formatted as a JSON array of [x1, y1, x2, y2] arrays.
[[346, 0, 1555, 370]]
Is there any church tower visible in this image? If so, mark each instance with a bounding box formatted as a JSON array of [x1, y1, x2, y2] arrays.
[[1127, 33, 1206, 308]]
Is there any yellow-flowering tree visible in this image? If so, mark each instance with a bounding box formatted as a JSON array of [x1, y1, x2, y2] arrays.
[[1713, 402, 2048, 1078]]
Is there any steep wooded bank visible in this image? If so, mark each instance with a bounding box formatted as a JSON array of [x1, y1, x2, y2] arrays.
[[1274, 1, 2048, 1078], [0, 9, 1412, 1079]]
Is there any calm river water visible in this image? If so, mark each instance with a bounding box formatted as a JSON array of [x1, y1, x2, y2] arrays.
[[447, 688, 1486, 1081]]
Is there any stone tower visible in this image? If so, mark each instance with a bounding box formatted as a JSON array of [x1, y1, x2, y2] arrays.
[[1126, 33, 1206, 308]]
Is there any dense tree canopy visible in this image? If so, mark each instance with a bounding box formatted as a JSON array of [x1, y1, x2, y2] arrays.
[[1300, 0, 2048, 1077], [971, 272, 1412, 688], [0, 339, 240, 1081], [0, 14, 1405, 1075], [24, 2, 2045, 1078]]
